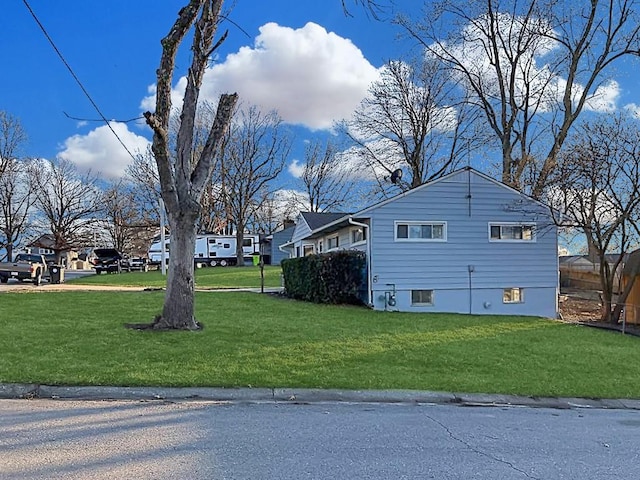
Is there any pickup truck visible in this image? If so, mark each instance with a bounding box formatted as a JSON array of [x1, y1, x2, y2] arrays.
[[0, 253, 48, 286], [92, 248, 123, 274]]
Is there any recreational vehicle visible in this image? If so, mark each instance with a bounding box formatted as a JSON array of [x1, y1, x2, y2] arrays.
[[148, 234, 259, 267]]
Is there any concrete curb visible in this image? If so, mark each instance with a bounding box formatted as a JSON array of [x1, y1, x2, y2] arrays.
[[2, 383, 640, 411]]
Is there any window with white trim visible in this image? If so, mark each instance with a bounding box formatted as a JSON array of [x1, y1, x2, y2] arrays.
[[490, 223, 535, 241], [327, 235, 339, 250], [411, 289, 434, 306], [503, 288, 523, 303], [395, 222, 446, 241], [351, 227, 366, 244], [303, 244, 315, 256]]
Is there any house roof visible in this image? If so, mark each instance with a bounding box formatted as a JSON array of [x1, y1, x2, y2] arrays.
[[300, 212, 350, 231], [622, 250, 640, 277], [300, 167, 553, 240], [266, 225, 295, 242], [356, 166, 551, 216], [27, 234, 56, 249]]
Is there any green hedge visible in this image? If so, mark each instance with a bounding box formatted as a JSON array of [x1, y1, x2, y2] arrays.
[[282, 251, 367, 305]]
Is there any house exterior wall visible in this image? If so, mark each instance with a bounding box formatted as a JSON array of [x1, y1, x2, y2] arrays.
[[287, 218, 313, 258], [364, 169, 558, 317], [271, 227, 295, 265]]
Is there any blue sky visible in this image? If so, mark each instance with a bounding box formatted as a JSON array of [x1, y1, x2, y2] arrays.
[[2, 0, 413, 180], [3, 1, 640, 190]]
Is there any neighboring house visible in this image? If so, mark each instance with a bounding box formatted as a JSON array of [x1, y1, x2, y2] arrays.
[[269, 225, 295, 266], [26, 234, 85, 269], [280, 167, 559, 318], [281, 212, 351, 259]]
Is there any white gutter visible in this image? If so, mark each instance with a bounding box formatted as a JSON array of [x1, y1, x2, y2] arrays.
[[278, 241, 294, 258], [348, 218, 372, 307]]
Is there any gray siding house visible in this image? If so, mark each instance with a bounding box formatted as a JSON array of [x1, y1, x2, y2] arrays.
[[269, 225, 295, 265], [281, 168, 558, 318]]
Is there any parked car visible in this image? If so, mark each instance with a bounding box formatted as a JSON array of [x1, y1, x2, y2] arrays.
[[92, 248, 123, 274], [122, 256, 149, 272], [0, 253, 48, 285]]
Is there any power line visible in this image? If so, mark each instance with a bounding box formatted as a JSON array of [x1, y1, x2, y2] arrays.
[[22, 0, 139, 162]]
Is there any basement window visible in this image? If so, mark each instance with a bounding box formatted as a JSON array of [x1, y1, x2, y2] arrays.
[[411, 290, 434, 306], [503, 288, 523, 304]]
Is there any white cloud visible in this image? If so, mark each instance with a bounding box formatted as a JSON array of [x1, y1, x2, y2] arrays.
[[624, 102, 640, 118], [141, 22, 381, 130], [336, 142, 405, 182], [583, 80, 620, 112], [57, 122, 151, 179], [288, 159, 305, 178], [438, 13, 622, 114]]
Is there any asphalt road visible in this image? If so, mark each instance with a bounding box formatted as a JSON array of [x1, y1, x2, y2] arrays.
[[1, 400, 639, 479]]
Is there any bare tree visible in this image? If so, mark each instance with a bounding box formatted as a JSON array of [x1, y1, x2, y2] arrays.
[[101, 181, 158, 255], [342, 56, 478, 192], [399, 0, 640, 197], [0, 159, 37, 261], [297, 139, 359, 212], [0, 111, 27, 179], [218, 106, 291, 265], [247, 188, 304, 234], [144, 1, 237, 330], [549, 114, 640, 323], [33, 160, 103, 262], [125, 147, 162, 225]]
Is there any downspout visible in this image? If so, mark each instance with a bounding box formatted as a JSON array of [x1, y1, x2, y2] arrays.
[[349, 218, 372, 307]]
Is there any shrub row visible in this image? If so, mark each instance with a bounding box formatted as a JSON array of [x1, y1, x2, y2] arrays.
[[281, 251, 367, 305]]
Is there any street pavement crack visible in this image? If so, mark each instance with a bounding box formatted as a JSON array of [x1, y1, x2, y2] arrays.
[[425, 413, 541, 480]]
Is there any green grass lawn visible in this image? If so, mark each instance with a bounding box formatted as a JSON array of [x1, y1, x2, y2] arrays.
[[67, 265, 282, 289], [1, 290, 640, 398]]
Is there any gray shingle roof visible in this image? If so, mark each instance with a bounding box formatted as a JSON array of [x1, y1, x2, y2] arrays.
[[300, 212, 349, 231]]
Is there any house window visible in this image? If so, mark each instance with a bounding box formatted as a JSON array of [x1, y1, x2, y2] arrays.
[[327, 235, 339, 250], [319, 240, 323, 253], [303, 244, 315, 256], [490, 223, 535, 241], [242, 238, 253, 247], [296, 246, 300, 257], [395, 222, 446, 241], [411, 290, 434, 306], [351, 227, 366, 244], [503, 288, 523, 303]]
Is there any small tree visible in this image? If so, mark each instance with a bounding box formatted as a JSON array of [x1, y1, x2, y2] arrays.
[[0, 111, 27, 179], [549, 114, 640, 323], [101, 181, 157, 255], [33, 160, 103, 263], [0, 159, 37, 261], [125, 147, 162, 226], [342, 56, 478, 192], [299, 139, 358, 212], [217, 106, 291, 266]]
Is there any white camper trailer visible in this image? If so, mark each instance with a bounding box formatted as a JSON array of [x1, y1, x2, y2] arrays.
[[148, 234, 259, 267]]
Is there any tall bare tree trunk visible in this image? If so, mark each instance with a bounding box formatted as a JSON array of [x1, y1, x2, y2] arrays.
[[142, 1, 237, 330], [158, 211, 199, 329]]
